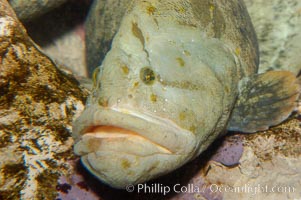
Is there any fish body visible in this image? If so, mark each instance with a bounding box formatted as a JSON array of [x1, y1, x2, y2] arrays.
[[73, 0, 300, 188]]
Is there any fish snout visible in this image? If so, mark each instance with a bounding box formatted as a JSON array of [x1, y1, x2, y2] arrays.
[[73, 107, 196, 188]]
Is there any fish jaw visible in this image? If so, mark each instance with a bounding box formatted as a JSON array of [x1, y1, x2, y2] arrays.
[[73, 105, 197, 188]]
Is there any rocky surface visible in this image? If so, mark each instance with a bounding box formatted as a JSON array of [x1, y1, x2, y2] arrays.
[[245, 0, 301, 76], [22, 0, 91, 78], [85, 0, 130, 77], [8, 0, 68, 22], [172, 117, 301, 200], [0, 1, 88, 199]]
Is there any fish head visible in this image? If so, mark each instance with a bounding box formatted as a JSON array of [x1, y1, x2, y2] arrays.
[[73, 0, 242, 188], [73, 38, 236, 189]]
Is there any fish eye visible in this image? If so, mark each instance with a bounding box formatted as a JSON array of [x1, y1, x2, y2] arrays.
[[140, 67, 156, 85]]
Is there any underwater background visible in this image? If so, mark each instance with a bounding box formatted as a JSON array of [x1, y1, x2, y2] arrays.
[[0, 0, 301, 199]]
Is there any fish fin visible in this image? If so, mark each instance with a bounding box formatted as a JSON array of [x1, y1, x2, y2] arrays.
[[227, 71, 300, 133]]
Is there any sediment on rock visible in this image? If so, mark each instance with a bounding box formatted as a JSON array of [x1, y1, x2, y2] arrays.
[[0, 1, 87, 199]]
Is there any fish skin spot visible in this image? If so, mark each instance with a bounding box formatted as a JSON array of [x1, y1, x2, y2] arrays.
[[209, 4, 215, 19], [224, 85, 230, 93], [183, 50, 191, 56], [133, 81, 139, 88], [235, 47, 241, 56], [98, 98, 109, 107], [87, 139, 102, 152], [176, 6, 186, 14], [154, 18, 159, 27], [97, 81, 101, 89], [179, 111, 186, 120], [146, 5, 156, 15], [176, 57, 185, 67], [132, 22, 145, 46], [189, 125, 197, 133], [92, 67, 100, 87], [150, 94, 157, 102], [209, 4, 215, 12], [121, 65, 129, 75], [121, 159, 131, 169]]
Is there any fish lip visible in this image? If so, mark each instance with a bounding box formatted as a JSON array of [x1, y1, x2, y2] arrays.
[[78, 125, 174, 154], [72, 105, 197, 156], [72, 105, 198, 188]]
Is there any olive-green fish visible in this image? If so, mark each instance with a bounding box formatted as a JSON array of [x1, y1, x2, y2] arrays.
[[73, 0, 300, 188]]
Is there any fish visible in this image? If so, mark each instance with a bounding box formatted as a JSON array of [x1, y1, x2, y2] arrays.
[[72, 0, 300, 188]]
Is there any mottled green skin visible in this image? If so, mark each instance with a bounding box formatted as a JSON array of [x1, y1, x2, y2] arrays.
[[85, 0, 259, 77], [74, 0, 259, 188]]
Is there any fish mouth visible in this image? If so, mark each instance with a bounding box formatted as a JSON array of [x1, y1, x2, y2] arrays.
[[73, 105, 196, 156], [72, 105, 196, 188], [79, 125, 173, 154]]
